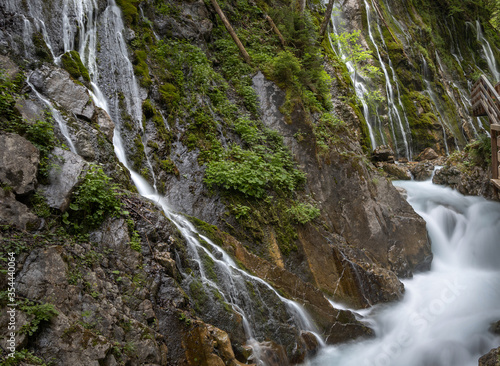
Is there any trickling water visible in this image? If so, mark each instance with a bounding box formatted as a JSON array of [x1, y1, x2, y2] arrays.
[[475, 20, 500, 83], [307, 180, 500, 366]]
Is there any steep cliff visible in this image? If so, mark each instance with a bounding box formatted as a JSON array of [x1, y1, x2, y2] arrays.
[[0, 0, 498, 364]]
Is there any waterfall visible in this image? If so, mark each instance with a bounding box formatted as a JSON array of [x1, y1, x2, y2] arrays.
[[46, 0, 327, 362], [475, 20, 500, 83], [307, 179, 500, 366], [364, 0, 412, 159], [327, 5, 378, 150]]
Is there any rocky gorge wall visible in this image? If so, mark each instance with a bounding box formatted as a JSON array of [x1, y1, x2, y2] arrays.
[[0, 0, 498, 365]]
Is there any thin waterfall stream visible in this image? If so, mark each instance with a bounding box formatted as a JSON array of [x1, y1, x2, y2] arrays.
[[306, 178, 500, 366]]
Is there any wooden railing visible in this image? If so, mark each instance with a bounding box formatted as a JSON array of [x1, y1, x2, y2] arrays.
[[471, 75, 500, 188]]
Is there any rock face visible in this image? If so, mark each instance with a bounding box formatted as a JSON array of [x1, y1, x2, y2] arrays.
[[0, 188, 40, 230], [252, 72, 431, 308], [30, 65, 95, 121], [41, 148, 87, 211], [416, 147, 439, 161], [0, 133, 40, 195]]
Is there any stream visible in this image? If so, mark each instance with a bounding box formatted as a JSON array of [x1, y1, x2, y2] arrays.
[[307, 178, 500, 366]]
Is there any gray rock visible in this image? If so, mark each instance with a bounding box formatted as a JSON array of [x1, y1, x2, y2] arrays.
[[30, 65, 95, 121], [40, 147, 87, 211], [409, 162, 434, 181], [17, 246, 68, 300], [0, 188, 41, 230], [0, 54, 19, 80], [74, 129, 96, 159], [96, 108, 115, 141], [15, 97, 46, 123], [372, 145, 395, 162], [0, 133, 40, 195]]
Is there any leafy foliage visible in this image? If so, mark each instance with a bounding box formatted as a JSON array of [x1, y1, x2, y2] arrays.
[[205, 118, 305, 198], [286, 202, 320, 224], [65, 164, 122, 231], [20, 302, 59, 336]]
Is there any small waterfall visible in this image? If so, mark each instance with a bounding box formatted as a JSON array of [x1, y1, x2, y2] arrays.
[[328, 5, 378, 150], [307, 180, 500, 366], [49, 0, 327, 361], [475, 20, 500, 82]]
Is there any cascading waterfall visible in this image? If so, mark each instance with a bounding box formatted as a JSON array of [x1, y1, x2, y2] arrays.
[[46, 0, 326, 362], [327, 4, 379, 150], [307, 178, 500, 366], [364, 0, 412, 159]]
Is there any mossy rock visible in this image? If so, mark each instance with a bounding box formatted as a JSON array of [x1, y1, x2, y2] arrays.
[[61, 51, 90, 82]]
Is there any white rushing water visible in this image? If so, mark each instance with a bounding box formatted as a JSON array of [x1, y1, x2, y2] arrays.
[[307, 179, 500, 366]]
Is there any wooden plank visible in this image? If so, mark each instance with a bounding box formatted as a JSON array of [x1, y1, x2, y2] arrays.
[[491, 124, 500, 131], [491, 179, 500, 190], [493, 130, 499, 179]]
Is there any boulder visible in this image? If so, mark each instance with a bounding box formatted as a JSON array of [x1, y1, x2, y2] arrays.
[[479, 347, 500, 366], [74, 129, 96, 159], [0, 133, 40, 195], [30, 65, 95, 121], [183, 321, 248, 366], [95, 108, 115, 141], [40, 147, 87, 211], [409, 162, 434, 181], [0, 188, 41, 230], [372, 145, 395, 162], [416, 147, 439, 161], [381, 163, 412, 180]]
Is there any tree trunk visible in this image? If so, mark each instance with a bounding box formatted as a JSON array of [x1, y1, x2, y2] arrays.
[[265, 14, 286, 47], [319, 0, 335, 38], [297, 0, 306, 13], [210, 0, 251, 64]]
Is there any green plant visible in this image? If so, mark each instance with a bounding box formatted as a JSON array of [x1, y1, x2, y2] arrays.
[[1, 350, 48, 366], [286, 202, 320, 224], [20, 302, 58, 336], [65, 164, 122, 231]]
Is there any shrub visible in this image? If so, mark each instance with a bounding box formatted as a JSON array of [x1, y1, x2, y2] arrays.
[[287, 202, 320, 224], [271, 50, 301, 86], [20, 302, 58, 336], [159, 83, 180, 108], [66, 164, 122, 230]]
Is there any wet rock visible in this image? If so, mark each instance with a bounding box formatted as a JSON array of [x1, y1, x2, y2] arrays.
[[381, 163, 412, 180], [372, 145, 395, 163], [433, 165, 461, 185], [0, 133, 40, 195], [300, 331, 320, 357], [409, 162, 434, 181], [40, 147, 87, 211], [30, 65, 95, 121], [416, 147, 439, 161], [0, 188, 41, 230], [479, 347, 500, 366]]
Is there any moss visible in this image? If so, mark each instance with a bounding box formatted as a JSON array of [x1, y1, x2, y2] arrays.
[[61, 51, 90, 82], [131, 135, 146, 172], [189, 279, 209, 312], [115, 0, 139, 25], [159, 83, 180, 108], [133, 50, 151, 87], [189, 216, 225, 247], [32, 33, 52, 62], [160, 158, 179, 176]]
